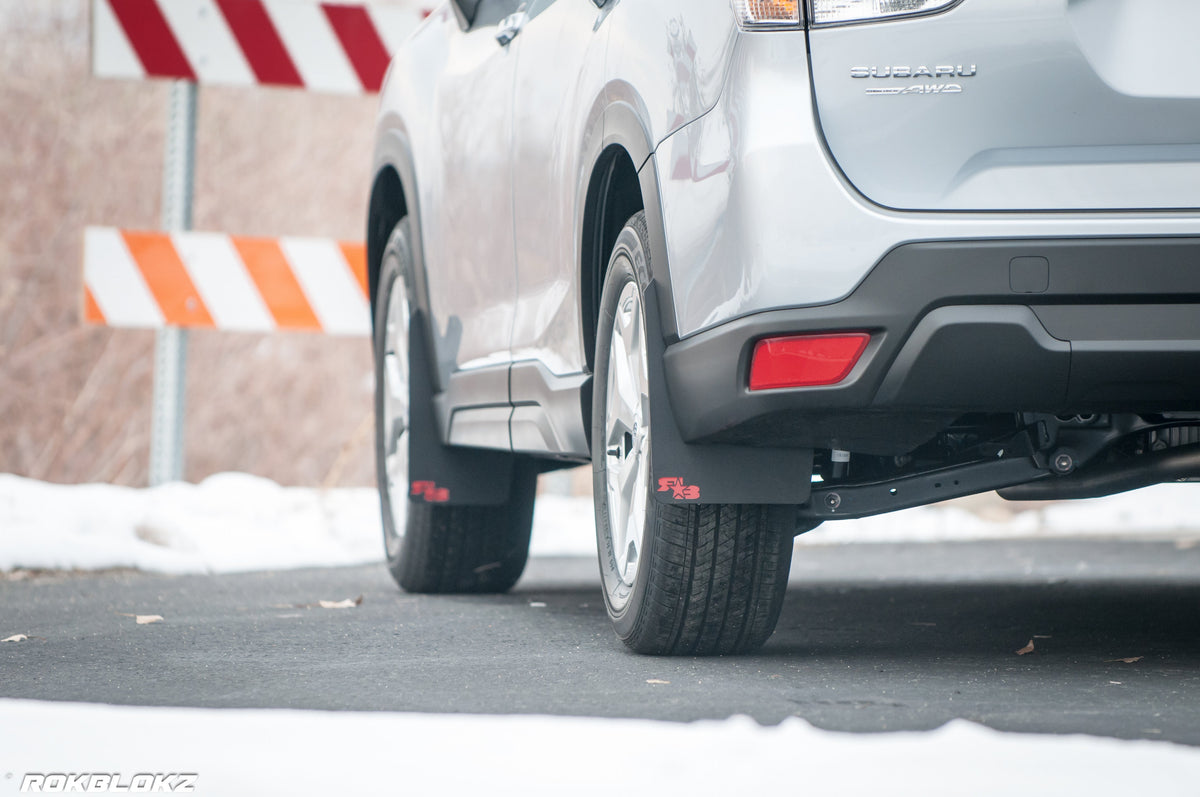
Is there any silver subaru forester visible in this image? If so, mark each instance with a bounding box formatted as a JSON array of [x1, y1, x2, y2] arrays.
[[367, 0, 1200, 654]]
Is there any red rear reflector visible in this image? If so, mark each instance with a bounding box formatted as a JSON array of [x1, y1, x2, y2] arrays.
[[749, 333, 870, 391]]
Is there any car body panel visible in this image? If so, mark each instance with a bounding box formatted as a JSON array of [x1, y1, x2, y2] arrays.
[[603, 0, 737, 155], [657, 31, 1200, 340], [378, 3, 524, 388], [808, 0, 1200, 211], [504, 0, 738, 377], [510, 0, 609, 377], [374, 0, 741, 450]]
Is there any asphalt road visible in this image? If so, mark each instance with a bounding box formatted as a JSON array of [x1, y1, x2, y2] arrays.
[[3, 540, 1199, 744]]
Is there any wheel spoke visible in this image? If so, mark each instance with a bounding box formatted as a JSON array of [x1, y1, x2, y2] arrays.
[[603, 280, 650, 591], [608, 337, 638, 436], [379, 275, 411, 551], [617, 442, 641, 505]]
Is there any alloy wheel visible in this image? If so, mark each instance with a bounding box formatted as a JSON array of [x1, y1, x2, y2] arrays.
[[381, 276, 410, 556], [603, 280, 651, 609]]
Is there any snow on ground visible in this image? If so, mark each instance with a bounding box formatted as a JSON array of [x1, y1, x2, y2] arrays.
[[1, 699, 1198, 797], [3, 478, 1199, 789], [1, 472, 1198, 574]]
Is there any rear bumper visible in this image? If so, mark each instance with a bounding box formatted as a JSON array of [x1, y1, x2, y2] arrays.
[[655, 32, 1200, 340], [663, 236, 1200, 455]]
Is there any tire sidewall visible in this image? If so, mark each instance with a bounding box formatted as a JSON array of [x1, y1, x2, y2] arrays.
[[593, 214, 657, 641]]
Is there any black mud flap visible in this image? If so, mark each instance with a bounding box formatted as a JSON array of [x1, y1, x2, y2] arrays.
[[405, 311, 515, 506], [643, 282, 814, 506]]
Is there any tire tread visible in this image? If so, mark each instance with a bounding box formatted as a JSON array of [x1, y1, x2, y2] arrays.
[[395, 493, 535, 594], [375, 217, 536, 596], [624, 502, 793, 656]]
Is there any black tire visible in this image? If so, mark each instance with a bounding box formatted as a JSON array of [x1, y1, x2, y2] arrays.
[[374, 218, 536, 594], [592, 211, 794, 655]]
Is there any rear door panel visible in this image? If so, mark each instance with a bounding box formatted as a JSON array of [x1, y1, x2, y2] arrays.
[[424, 0, 523, 378], [509, 0, 608, 377], [808, 0, 1200, 211]]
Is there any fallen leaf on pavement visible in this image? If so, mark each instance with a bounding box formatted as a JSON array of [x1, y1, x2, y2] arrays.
[[646, 679, 670, 685], [2, 634, 28, 642], [117, 613, 164, 625], [317, 595, 364, 610], [275, 595, 365, 610], [1106, 656, 1144, 664], [1016, 639, 1035, 656]]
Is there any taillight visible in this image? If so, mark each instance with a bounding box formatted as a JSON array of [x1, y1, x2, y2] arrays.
[[748, 333, 870, 391], [731, 0, 803, 29], [810, 0, 960, 26]]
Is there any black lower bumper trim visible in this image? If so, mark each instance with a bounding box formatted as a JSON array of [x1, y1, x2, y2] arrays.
[[664, 236, 1200, 455]]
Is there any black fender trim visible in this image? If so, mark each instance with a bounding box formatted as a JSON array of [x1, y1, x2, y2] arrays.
[[588, 96, 680, 340], [637, 155, 679, 343]]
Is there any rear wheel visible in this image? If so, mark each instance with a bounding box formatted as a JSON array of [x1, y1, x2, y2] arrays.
[[592, 212, 794, 655], [374, 218, 535, 594]]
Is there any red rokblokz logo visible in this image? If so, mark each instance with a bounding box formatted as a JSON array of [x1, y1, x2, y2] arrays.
[[20, 773, 198, 792], [657, 477, 700, 500], [410, 480, 450, 503]]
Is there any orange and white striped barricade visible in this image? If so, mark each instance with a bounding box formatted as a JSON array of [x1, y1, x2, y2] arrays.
[[84, 227, 370, 336]]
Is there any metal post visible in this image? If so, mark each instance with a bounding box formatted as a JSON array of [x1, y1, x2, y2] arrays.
[[149, 81, 197, 486]]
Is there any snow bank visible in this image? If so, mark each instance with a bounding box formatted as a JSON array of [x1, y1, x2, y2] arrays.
[[2, 473, 1198, 574], [0, 699, 1197, 797], [0, 473, 381, 574], [0, 472, 595, 573]]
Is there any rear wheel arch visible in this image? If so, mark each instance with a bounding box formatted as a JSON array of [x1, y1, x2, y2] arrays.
[[367, 125, 426, 331], [581, 144, 644, 374], [367, 165, 407, 325]]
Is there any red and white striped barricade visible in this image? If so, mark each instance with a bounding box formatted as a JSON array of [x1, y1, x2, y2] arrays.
[[92, 0, 432, 94]]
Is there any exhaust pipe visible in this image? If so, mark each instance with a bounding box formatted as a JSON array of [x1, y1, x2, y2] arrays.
[[999, 444, 1200, 501]]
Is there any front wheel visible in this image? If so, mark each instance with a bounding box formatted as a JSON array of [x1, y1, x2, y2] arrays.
[[592, 212, 794, 655]]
